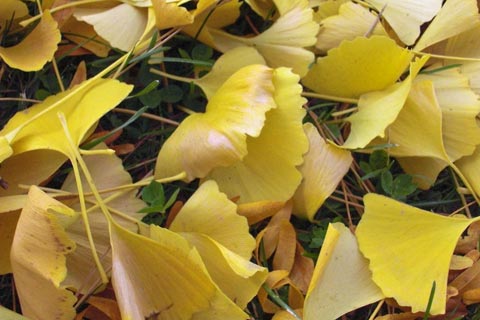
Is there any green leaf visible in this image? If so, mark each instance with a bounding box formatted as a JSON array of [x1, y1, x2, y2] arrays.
[[139, 89, 163, 107], [392, 174, 417, 198], [160, 85, 184, 103], [369, 150, 389, 171], [141, 181, 165, 206], [381, 171, 393, 195], [359, 161, 372, 174], [192, 44, 213, 61]]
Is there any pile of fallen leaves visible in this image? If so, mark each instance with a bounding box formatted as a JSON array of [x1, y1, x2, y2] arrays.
[[2, 0, 480, 319]]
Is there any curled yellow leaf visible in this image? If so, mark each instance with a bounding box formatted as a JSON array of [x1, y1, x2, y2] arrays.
[[11, 186, 78, 320], [0, 10, 60, 71]]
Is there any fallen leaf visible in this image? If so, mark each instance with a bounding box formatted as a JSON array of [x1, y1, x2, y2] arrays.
[[11, 186, 78, 320], [304, 222, 384, 320]]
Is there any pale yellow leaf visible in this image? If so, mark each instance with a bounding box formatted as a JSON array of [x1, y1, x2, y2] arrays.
[[74, 4, 148, 52], [195, 47, 266, 99], [61, 143, 145, 292], [11, 186, 77, 320], [304, 222, 384, 320], [111, 222, 248, 319], [210, 0, 318, 76], [179, 232, 267, 309], [61, 17, 110, 57], [293, 123, 352, 221], [169, 180, 255, 259], [315, 2, 387, 53], [386, 80, 448, 160], [416, 66, 480, 162], [414, 0, 480, 51], [450, 255, 474, 271], [0, 306, 29, 320], [365, 0, 442, 45]]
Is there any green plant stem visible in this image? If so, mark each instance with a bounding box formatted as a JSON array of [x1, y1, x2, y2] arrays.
[[262, 284, 301, 320], [150, 68, 196, 84]]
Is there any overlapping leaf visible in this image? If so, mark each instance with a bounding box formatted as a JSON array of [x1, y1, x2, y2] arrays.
[[11, 186, 78, 320], [210, 0, 318, 76], [293, 123, 352, 221], [303, 36, 413, 99], [304, 223, 384, 320], [0, 10, 60, 71], [357, 193, 479, 314], [206, 67, 308, 203]]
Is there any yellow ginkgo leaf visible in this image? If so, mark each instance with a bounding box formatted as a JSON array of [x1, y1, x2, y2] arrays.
[[111, 222, 248, 319], [0, 78, 132, 159], [416, 66, 480, 162], [365, 0, 442, 45], [0, 150, 67, 196], [61, 143, 145, 292], [0, 0, 28, 26], [386, 80, 448, 159], [244, 0, 273, 18], [200, 47, 266, 96], [0, 10, 60, 71], [456, 148, 480, 199], [61, 17, 111, 57], [303, 36, 413, 99], [0, 305, 29, 320], [194, 46, 266, 99], [293, 123, 352, 221], [0, 200, 23, 274], [210, 0, 318, 77], [182, 0, 241, 48], [206, 67, 308, 203], [152, 0, 194, 30], [460, 62, 480, 96], [180, 232, 267, 309], [155, 65, 276, 181], [356, 193, 479, 314], [444, 25, 480, 58], [312, 0, 349, 21], [342, 55, 428, 149], [315, 2, 387, 53], [397, 157, 448, 189], [414, 0, 480, 51], [169, 180, 255, 259], [304, 223, 384, 320], [11, 186, 78, 320], [74, 3, 149, 52]]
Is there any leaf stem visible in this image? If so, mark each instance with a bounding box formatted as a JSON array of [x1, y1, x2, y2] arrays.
[[58, 113, 108, 284], [302, 92, 358, 104]]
